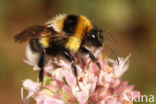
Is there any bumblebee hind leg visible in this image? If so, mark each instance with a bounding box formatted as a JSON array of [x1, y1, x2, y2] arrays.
[[38, 52, 45, 82]]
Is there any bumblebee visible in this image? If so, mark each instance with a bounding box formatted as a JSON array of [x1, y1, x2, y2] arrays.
[[14, 14, 119, 82]]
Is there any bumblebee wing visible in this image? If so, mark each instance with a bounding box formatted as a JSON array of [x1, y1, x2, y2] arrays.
[[14, 25, 45, 43], [14, 25, 69, 43], [43, 27, 69, 40], [48, 34, 69, 40]]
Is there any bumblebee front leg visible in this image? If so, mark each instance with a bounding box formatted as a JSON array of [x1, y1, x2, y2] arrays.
[[80, 47, 101, 69], [63, 50, 77, 77], [38, 52, 45, 82]]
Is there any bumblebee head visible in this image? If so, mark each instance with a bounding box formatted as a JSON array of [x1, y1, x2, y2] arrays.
[[85, 26, 119, 65], [85, 26, 104, 47]]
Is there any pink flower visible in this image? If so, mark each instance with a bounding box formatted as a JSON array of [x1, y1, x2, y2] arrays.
[[98, 66, 114, 87], [22, 79, 41, 103], [109, 54, 131, 78], [23, 79, 41, 92], [21, 52, 140, 104], [22, 58, 40, 71], [72, 71, 97, 104], [100, 96, 121, 104], [36, 95, 64, 104]]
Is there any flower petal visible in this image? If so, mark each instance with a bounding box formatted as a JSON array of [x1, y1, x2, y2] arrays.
[[36, 95, 64, 104], [109, 54, 131, 78], [23, 79, 40, 92]]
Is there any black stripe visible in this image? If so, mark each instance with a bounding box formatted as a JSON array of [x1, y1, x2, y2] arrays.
[[29, 39, 43, 53], [63, 15, 78, 36]]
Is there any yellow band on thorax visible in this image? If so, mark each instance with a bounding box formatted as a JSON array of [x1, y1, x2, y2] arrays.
[[65, 36, 81, 52], [65, 15, 93, 52]]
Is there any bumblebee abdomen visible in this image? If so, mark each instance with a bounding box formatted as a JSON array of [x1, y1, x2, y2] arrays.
[[26, 42, 40, 65], [29, 39, 43, 53], [45, 40, 64, 56]]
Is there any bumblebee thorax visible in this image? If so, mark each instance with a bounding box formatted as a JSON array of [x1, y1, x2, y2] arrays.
[[65, 36, 81, 52]]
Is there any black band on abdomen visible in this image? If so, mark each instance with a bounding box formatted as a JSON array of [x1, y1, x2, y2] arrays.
[[29, 39, 43, 53]]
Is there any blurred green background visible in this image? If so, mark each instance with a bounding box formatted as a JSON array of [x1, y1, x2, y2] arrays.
[[0, 0, 156, 104]]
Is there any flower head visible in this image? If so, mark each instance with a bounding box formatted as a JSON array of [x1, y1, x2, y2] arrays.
[[22, 52, 140, 104]]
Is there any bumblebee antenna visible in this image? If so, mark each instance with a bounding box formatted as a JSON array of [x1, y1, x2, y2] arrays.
[[101, 30, 117, 46], [104, 40, 119, 65], [106, 31, 117, 46]]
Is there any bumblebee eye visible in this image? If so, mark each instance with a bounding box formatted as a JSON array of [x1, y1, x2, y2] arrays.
[[91, 34, 95, 39]]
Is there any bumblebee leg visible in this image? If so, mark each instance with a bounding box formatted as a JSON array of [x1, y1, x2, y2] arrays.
[[80, 47, 101, 69], [39, 68, 44, 82], [71, 63, 77, 77], [63, 50, 82, 89], [63, 51, 77, 77], [38, 52, 45, 82]]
